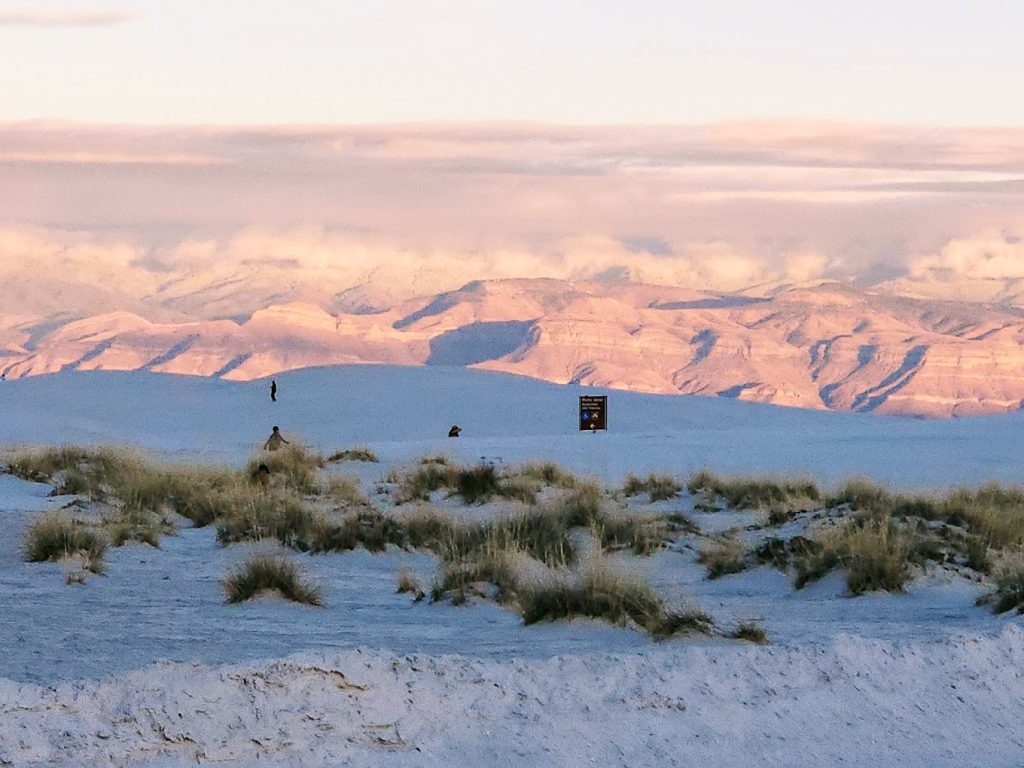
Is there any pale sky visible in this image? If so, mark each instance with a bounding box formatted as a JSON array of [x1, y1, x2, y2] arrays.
[[3, 2, 1024, 308], [2, 0, 1024, 124]]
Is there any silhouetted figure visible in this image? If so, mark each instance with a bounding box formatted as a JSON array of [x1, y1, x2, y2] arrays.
[[263, 426, 290, 451], [448, 425, 461, 438], [256, 462, 271, 488], [270, 379, 277, 402]]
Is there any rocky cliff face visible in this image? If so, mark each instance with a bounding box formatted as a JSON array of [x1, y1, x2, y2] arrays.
[[5, 278, 1024, 418]]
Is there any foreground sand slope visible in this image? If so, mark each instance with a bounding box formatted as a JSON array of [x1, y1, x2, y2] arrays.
[[2, 628, 1022, 767]]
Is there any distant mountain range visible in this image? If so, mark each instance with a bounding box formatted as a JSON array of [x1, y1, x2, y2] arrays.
[[5, 275, 1024, 418]]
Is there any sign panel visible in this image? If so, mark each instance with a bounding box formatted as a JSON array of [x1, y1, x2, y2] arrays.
[[579, 395, 607, 431]]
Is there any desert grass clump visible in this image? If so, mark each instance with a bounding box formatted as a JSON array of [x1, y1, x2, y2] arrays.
[[795, 517, 914, 594], [325, 475, 369, 507], [942, 483, 1024, 551], [977, 552, 1024, 614], [518, 561, 714, 639], [396, 568, 426, 601], [24, 513, 107, 574], [698, 535, 748, 579], [247, 444, 324, 494], [163, 466, 239, 526], [215, 487, 320, 549], [419, 455, 450, 465], [327, 447, 379, 463], [6, 445, 159, 504], [515, 462, 579, 489], [731, 620, 770, 644], [102, 507, 173, 548], [622, 473, 682, 502], [432, 546, 523, 605], [689, 470, 821, 512], [596, 511, 676, 555], [454, 464, 501, 504], [554, 480, 605, 527], [395, 463, 458, 503], [223, 551, 322, 605]]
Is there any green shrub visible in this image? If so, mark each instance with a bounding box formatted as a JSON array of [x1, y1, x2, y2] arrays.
[[223, 552, 322, 605]]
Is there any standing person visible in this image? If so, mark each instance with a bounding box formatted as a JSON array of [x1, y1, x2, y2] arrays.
[[263, 426, 289, 451], [270, 379, 277, 402]]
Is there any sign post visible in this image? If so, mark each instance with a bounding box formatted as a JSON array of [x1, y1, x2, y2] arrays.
[[579, 395, 607, 431]]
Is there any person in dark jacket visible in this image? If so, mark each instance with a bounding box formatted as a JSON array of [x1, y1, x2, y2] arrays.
[[263, 426, 289, 451], [270, 379, 277, 402]]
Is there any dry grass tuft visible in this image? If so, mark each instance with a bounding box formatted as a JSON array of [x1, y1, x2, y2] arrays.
[[622, 473, 682, 501], [731, 620, 770, 644], [698, 535, 748, 579], [325, 475, 368, 507], [223, 551, 323, 605], [24, 513, 107, 574], [327, 447, 379, 463], [247, 444, 324, 494], [979, 552, 1024, 614], [517, 561, 714, 639], [689, 470, 821, 512], [515, 462, 579, 489], [795, 517, 914, 594], [395, 568, 426, 601]]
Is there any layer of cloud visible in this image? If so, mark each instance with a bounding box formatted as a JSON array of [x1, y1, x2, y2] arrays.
[[0, 8, 133, 27], [2, 120, 1024, 315]]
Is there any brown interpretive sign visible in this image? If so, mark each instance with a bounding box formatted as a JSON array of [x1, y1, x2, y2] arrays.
[[579, 395, 607, 431]]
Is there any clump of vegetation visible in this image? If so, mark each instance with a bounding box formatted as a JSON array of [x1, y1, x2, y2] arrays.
[[247, 444, 324, 494], [419, 455, 450, 465], [24, 513, 107, 574], [597, 510, 681, 555], [215, 488, 319, 549], [515, 462, 579, 489], [698, 535, 748, 579], [731, 620, 770, 644], [754, 535, 821, 570], [327, 447, 379, 463], [432, 547, 522, 606], [395, 463, 458, 503], [223, 551, 322, 605], [689, 470, 821, 512], [517, 562, 714, 639], [795, 517, 914, 594], [454, 464, 502, 504], [978, 553, 1024, 614], [622, 473, 682, 501], [395, 460, 578, 506], [102, 506, 173, 548], [325, 475, 368, 507], [395, 569, 425, 602]]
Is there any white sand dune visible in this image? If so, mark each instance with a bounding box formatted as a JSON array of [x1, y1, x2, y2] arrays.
[[1, 367, 1023, 767], [3, 628, 1023, 767]]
